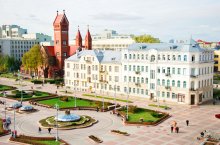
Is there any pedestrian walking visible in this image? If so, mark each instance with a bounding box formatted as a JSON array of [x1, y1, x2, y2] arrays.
[[171, 126, 173, 133], [38, 127, 42, 133], [48, 128, 51, 134], [186, 120, 189, 126], [176, 127, 179, 133]]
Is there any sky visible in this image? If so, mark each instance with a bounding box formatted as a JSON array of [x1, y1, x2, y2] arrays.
[[0, 0, 220, 42]]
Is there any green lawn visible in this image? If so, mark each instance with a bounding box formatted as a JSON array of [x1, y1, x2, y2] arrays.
[[0, 85, 14, 91], [38, 97, 107, 108], [83, 94, 133, 103], [7, 90, 51, 101], [120, 108, 163, 122], [34, 140, 61, 145], [148, 104, 168, 109], [0, 73, 18, 79]]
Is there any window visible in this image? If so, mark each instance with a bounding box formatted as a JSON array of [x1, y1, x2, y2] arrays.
[[141, 54, 144, 60], [133, 88, 135, 93], [172, 80, 175, 87], [124, 87, 127, 93], [137, 54, 140, 59], [133, 54, 136, 59], [129, 54, 132, 59], [158, 55, 161, 60], [124, 65, 127, 71], [141, 89, 144, 94], [172, 93, 176, 99], [162, 79, 165, 86], [63, 52, 67, 56], [133, 65, 136, 71], [124, 76, 127, 82], [150, 83, 155, 89], [157, 67, 160, 73], [141, 77, 144, 83], [184, 55, 187, 61], [172, 68, 175, 74], [109, 66, 112, 72], [183, 81, 186, 88], [124, 54, 127, 59], [167, 92, 170, 98], [192, 55, 195, 62], [129, 65, 131, 71], [145, 66, 148, 72], [67, 63, 70, 68], [173, 55, 176, 60], [145, 54, 148, 60], [133, 77, 136, 82], [177, 68, 181, 74], [114, 66, 119, 72], [151, 55, 155, 62], [141, 66, 144, 72], [214, 55, 218, 58], [63, 41, 67, 45], [162, 55, 165, 60], [178, 55, 181, 61], [167, 80, 170, 86], [157, 79, 160, 85], [145, 89, 148, 95], [150, 70, 155, 79], [167, 55, 170, 60], [177, 81, 180, 87], [162, 92, 165, 97], [129, 76, 131, 82], [56, 52, 60, 56], [146, 78, 148, 84]]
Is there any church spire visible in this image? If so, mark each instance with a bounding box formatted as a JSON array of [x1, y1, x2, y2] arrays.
[[85, 25, 92, 50], [75, 25, 82, 47]]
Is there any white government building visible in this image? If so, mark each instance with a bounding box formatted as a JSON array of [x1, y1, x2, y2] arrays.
[[65, 39, 214, 105]]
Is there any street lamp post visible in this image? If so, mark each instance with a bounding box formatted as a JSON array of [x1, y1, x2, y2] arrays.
[[13, 106, 16, 138], [126, 92, 129, 120], [4, 91, 6, 119], [55, 104, 59, 141], [114, 81, 116, 112], [74, 83, 76, 107]]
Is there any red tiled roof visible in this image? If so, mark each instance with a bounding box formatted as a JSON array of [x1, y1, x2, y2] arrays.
[[204, 42, 211, 44], [53, 14, 69, 25], [45, 46, 55, 56], [197, 39, 203, 42]]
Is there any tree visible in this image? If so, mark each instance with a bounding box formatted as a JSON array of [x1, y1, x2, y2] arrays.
[[0, 54, 20, 73], [22, 45, 48, 75], [133, 34, 160, 43]]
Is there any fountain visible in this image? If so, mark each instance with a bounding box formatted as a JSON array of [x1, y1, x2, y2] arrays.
[[55, 110, 80, 122]]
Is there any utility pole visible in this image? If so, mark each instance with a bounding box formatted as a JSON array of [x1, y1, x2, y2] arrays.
[[55, 103, 59, 141]]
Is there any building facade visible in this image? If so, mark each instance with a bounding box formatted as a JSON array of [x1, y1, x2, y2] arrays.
[[214, 49, 220, 72], [0, 38, 39, 61], [92, 29, 134, 51], [65, 39, 214, 105], [1, 25, 27, 38]]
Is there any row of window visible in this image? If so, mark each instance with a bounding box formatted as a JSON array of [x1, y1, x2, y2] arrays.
[[124, 53, 213, 62], [10, 41, 37, 44]]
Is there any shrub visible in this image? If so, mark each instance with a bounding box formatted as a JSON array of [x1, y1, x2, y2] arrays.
[[151, 112, 164, 118], [128, 105, 139, 113], [60, 96, 69, 102], [31, 80, 43, 84]]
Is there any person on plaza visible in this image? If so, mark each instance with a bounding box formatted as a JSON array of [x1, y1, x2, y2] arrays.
[[48, 128, 51, 134], [176, 127, 179, 133], [171, 126, 174, 133], [38, 127, 42, 133], [200, 132, 204, 137], [186, 120, 189, 126]]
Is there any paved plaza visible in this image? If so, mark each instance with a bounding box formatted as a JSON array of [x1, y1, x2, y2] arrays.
[[0, 78, 220, 145]]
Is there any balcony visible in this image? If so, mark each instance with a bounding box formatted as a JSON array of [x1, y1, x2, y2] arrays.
[[190, 75, 198, 78], [135, 71, 141, 75], [85, 60, 91, 63], [99, 80, 108, 83], [190, 88, 197, 91], [135, 83, 141, 87], [165, 86, 171, 90], [99, 70, 107, 74], [165, 73, 171, 77]]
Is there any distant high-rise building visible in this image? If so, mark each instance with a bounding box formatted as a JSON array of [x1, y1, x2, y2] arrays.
[[1, 25, 27, 38]]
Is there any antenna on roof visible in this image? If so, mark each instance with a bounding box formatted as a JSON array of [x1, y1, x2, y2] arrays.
[[78, 25, 79, 30], [87, 25, 89, 30], [57, 10, 58, 15], [63, 10, 65, 14]]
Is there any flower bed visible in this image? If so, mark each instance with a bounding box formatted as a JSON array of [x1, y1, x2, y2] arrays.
[[9, 135, 69, 145], [215, 114, 220, 119], [111, 130, 129, 136], [116, 106, 170, 126], [88, 135, 103, 143]]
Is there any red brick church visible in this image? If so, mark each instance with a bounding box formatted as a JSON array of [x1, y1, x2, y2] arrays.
[[40, 10, 92, 78]]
